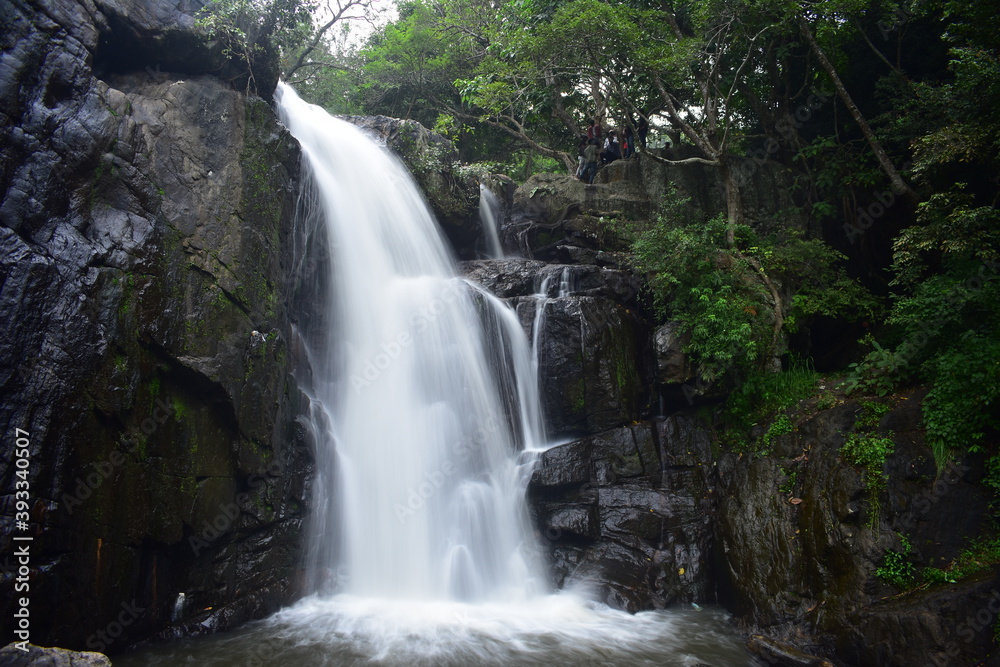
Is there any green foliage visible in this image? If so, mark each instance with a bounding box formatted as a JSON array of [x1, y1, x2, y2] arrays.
[[841, 431, 895, 526], [841, 337, 900, 397], [614, 208, 767, 379], [841, 432, 895, 474], [921, 337, 1000, 465], [876, 535, 915, 590], [615, 193, 875, 381], [920, 566, 953, 585], [851, 0, 1000, 483], [816, 392, 839, 411], [763, 414, 794, 451], [892, 189, 1000, 288], [857, 400, 892, 429], [922, 537, 1000, 586], [953, 537, 1000, 575], [721, 360, 819, 453], [197, 0, 316, 90], [874, 196, 1000, 466], [778, 466, 799, 496], [774, 235, 881, 334]]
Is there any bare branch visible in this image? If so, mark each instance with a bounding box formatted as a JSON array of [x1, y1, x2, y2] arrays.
[[285, 0, 371, 78]]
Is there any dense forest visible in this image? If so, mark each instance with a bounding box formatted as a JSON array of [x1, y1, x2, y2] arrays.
[[225, 0, 1000, 494]]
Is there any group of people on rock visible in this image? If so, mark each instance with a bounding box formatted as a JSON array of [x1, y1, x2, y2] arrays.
[[577, 117, 649, 184]]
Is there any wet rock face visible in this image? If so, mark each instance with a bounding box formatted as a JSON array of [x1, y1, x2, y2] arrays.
[[528, 415, 718, 612], [530, 296, 643, 437], [462, 259, 652, 439], [715, 390, 998, 666], [653, 322, 693, 385], [1, 0, 307, 651]]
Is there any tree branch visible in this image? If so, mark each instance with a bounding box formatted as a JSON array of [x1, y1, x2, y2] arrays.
[[448, 108, 576, 172], [285, 0, 370, 79]]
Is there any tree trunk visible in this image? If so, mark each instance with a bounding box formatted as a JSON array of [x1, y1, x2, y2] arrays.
[[797, 14, 916, 200], [720, 159, 742, 246]]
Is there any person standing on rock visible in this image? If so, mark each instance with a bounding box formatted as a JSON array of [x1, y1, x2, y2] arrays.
[[576, 135, 589, 179], [601, 130, 621, 164], [582, 138, 599, 184]]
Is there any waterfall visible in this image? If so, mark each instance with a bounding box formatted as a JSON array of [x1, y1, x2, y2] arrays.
[[276, 83, 544, 602], [111, 82, 759, 667], [528, 266, 575, 409], [478, 184, 505, 259]]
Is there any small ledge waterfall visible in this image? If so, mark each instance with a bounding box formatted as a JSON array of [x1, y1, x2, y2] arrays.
[[478, 184, 505, 259]]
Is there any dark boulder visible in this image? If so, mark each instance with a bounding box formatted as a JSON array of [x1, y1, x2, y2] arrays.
[[0, 643, 111, 666], [529, 415, 717, 612]]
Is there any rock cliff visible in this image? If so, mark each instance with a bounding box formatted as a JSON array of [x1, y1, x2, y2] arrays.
[[465, 158, 1000, 666], [1, 0, 308, 650]]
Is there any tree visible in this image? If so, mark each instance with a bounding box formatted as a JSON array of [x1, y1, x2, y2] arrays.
[[196, 0, 382, 93], [795, 9, 916, 200]]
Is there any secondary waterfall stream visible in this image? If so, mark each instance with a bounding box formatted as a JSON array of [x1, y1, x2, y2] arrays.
[[116, 84, 751, 666]]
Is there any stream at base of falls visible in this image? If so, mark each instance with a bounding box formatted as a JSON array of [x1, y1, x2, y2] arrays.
[[116, 595, 754, 666]]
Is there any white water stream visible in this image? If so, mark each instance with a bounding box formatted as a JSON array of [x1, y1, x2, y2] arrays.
[[478, 184, 505, 259], [278, 83, 543, 604], [117, 84, 751, 666]]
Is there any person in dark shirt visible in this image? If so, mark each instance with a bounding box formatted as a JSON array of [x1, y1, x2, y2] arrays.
[[637, 116, 649, 149]]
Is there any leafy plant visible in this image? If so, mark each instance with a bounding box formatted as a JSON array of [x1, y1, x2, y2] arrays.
[[921, 566, 956, 585], [920, 335, 1000, 465], [841, 432, 895, 527], [841, 337, 900, 397], [857, 400, 893, 429], [876, 535, 915, 589], [816, 391, 839, 410], [721, 359, 819, 453], [611, 208, 766, 380], [778, 467, 799, 496], [841, 433, 895, 477], [763, 415, 794, 452], [614, 193, 875, 383], [921, 537, 1000, 586]]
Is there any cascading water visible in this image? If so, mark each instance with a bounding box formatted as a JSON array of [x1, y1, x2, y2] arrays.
[[277, 83, 543, 603], [478, 184, 505, 259], [116, 84, 752, 666]]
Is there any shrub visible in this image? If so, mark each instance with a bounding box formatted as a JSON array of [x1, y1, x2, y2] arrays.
[[611, 195, 876, 382], [875, 536, 915, 589], [841, 432, 895, 527]]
